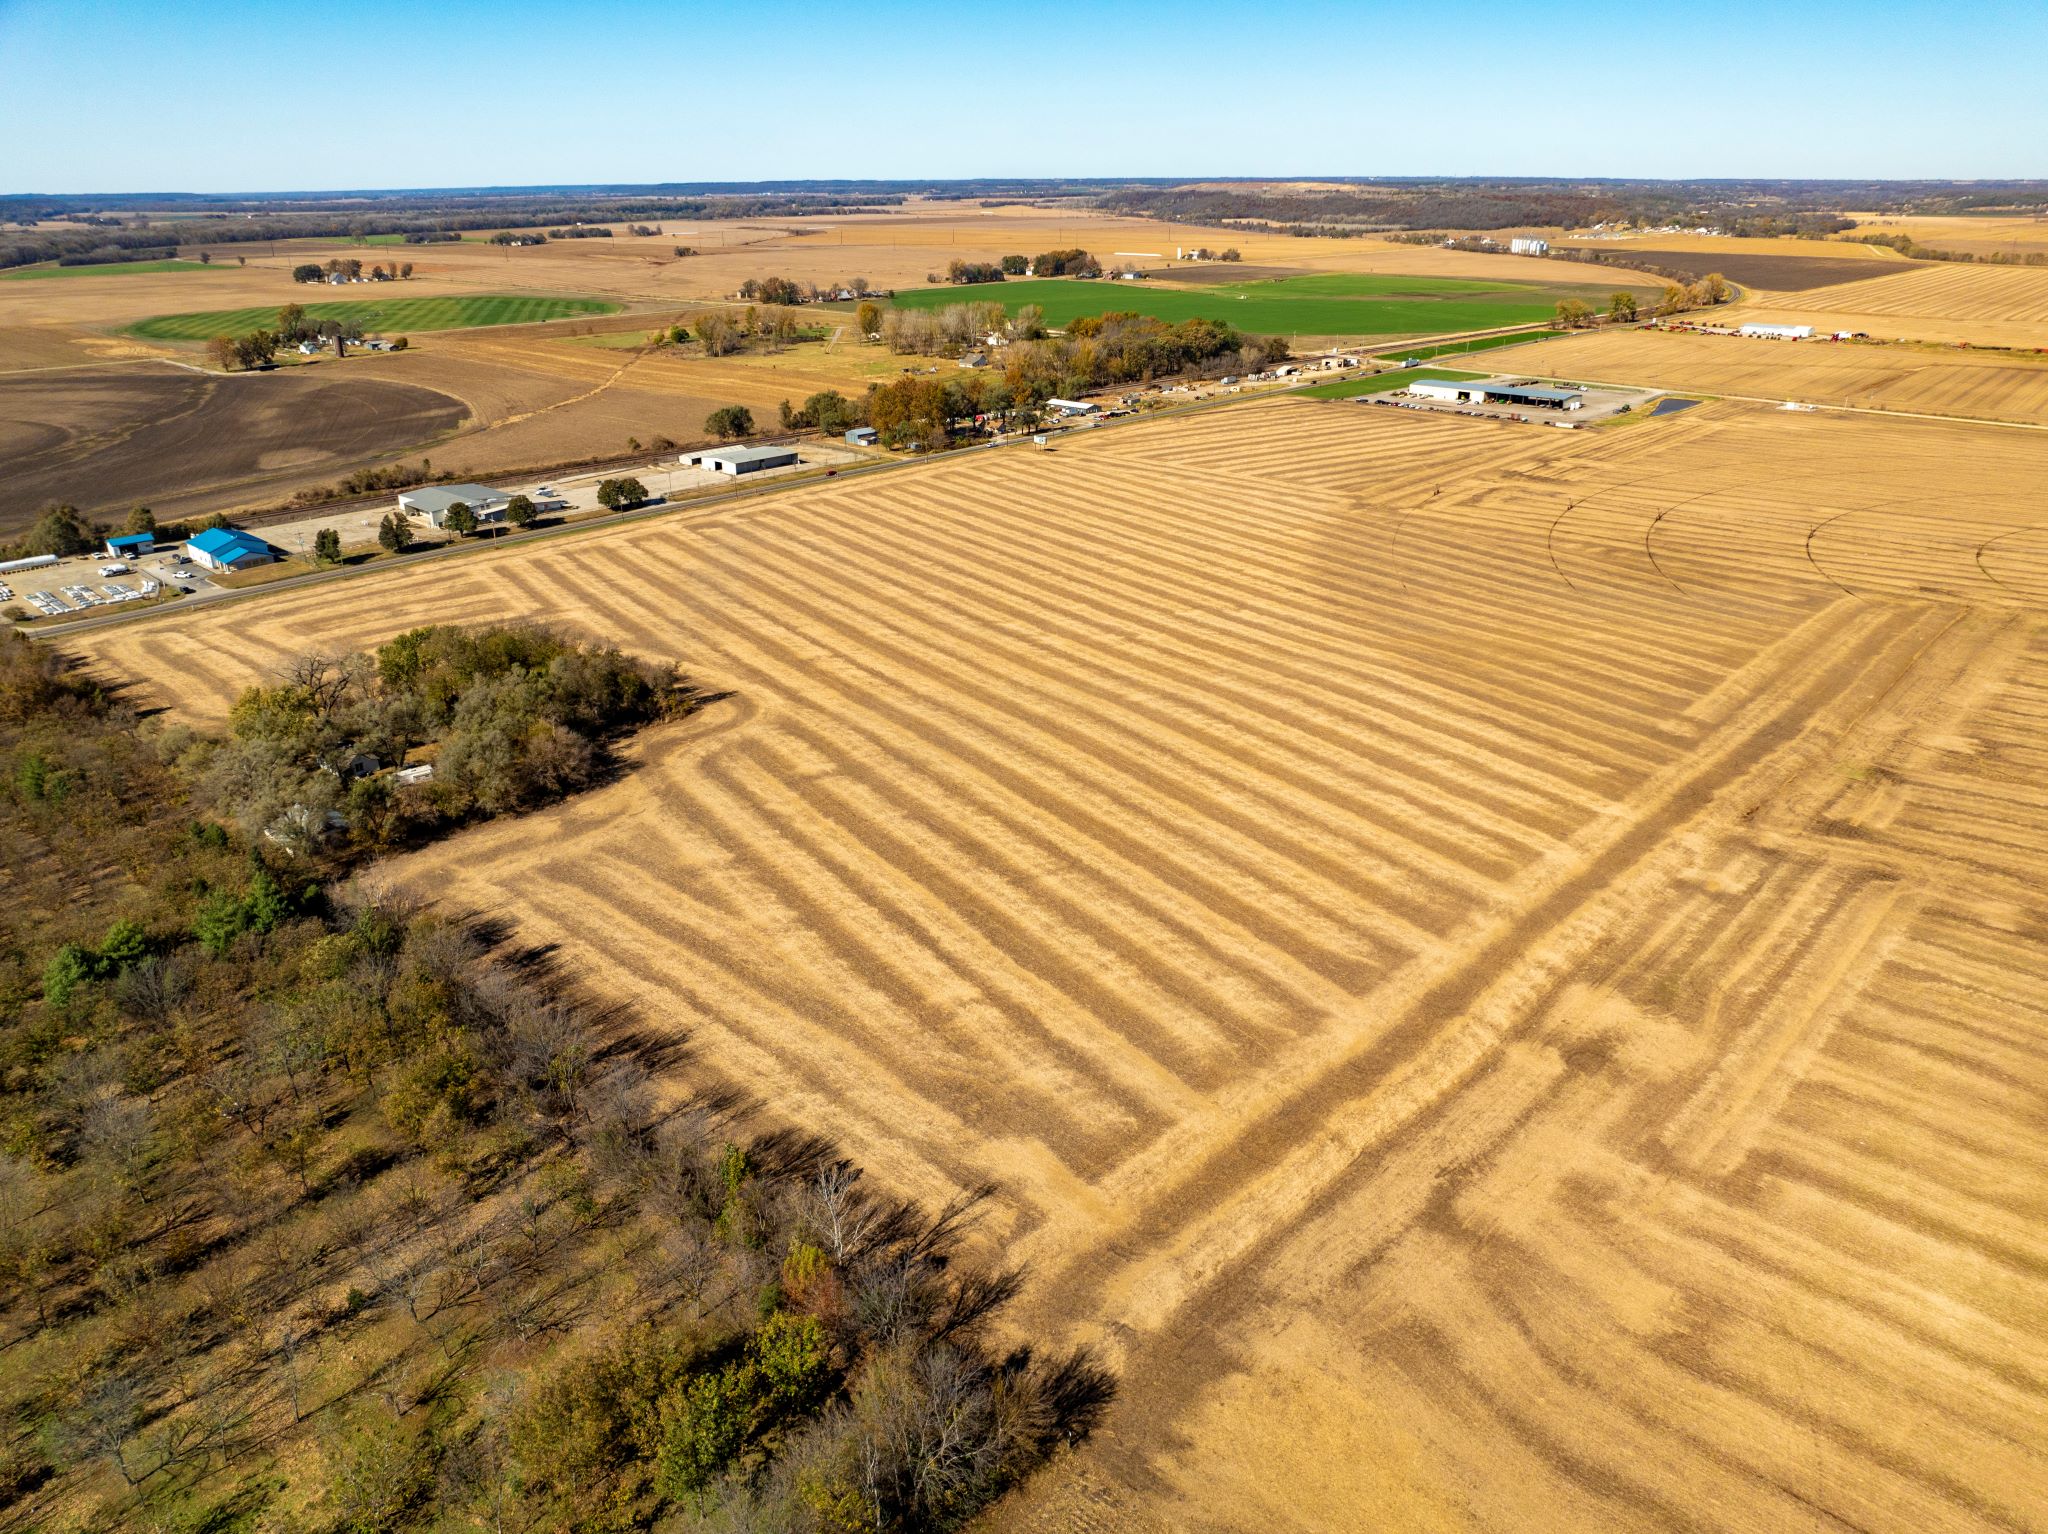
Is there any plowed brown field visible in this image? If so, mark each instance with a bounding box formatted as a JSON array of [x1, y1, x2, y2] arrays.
[[1475, 326, 2048, 424], [71, 397, 2048, 1533]]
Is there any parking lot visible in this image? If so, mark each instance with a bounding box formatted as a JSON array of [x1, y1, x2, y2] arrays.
[[1, 548, 211, 619]]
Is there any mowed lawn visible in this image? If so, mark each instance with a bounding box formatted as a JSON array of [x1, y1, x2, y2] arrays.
[[1296, 366, 1485, 399], [2, 259, 227, 281], [887, 273, 1613, 337], [125, 293, 620, 341]]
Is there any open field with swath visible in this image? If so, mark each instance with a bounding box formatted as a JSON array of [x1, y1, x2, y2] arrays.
[[69, 393, 2048, 1533], [1728, 260, 2048, 348], [1843, 212, 2048, 259], [1473, 326, 2048, 424]]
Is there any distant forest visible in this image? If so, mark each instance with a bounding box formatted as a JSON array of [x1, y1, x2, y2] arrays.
[[0, 189, 912, 271], [7, 178, 2048, 271], [1098, 178, 2048, 234]]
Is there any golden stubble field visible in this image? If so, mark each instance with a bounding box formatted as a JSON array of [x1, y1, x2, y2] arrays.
[[1726, 260, 2048, 349], [1477, 326, 2048, 425], [71, 393, 2048, 1531], [1844, 211, 2048, 259]]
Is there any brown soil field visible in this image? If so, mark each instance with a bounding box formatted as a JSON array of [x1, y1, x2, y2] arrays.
[[70, 395, 2048, 1532], [0, 362, 467, 532], [1728, 261, 2048, 349], [1575, 246, 1890, 291], [1475, 326, 2048, 424]]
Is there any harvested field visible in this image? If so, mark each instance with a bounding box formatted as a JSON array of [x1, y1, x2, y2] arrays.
[[73, 395, 2048, 1533], [1473, 326, 2048, 424], [1843, 212, 2048, 260], [1728, 261, 2048, 348], [0, 363, 466, 533]]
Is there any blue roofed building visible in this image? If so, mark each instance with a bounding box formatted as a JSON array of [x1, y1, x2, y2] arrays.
[[185, 527, 277, 573], [105, 532, 156, 557]]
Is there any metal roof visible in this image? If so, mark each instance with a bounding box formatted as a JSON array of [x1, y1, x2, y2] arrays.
[[703, 445, 800, 465], [106, 533, 155, 547], [399, 484, 508, 514], [1483, 384, 1582, 404], [187, 527, 273, 562]]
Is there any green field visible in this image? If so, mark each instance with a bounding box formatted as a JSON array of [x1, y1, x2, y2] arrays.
[[1372, 329, 1567, 361], [887, 273, 1616, 339], [1296, 366, 1485, 400], [2, 259, 225, 281], [124, 293, 620, 341]]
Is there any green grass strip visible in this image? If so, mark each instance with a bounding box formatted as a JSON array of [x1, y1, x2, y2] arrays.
[[125, 293, 618, 341], [3, 259, 225, 281], [1296, 366, 1486, 400]]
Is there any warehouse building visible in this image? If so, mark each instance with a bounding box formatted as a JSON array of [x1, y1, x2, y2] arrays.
[[1738, 323, 1815, 340], [1509, 237, 1550, 255], [845, 426, 880, 447], [185, 527, 277, 572], [1409, 378, 1585, 411], [398, 484, 511, 528], [686, 445, 801, 475], [105, 532, 156, 558]]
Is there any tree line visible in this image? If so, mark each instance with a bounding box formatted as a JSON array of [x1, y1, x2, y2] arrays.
[[292, 257, 415, 283], [0, 625, 1108, 1531], [0, 194, 908, 271]]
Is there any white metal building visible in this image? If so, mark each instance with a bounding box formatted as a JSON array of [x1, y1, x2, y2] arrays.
[[1738, 323, 1815, 340], [1509, 237, 1550, 255], [687, 445, 801, 475], [1408, 378, 1585, 410], [1046, 399, 1099, 416]]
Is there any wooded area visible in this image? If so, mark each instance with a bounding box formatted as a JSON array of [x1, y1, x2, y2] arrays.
[[0, 628, 1107, 1532]]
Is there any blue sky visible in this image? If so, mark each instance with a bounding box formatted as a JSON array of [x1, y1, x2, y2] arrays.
[[2, 0, 2041, 192]]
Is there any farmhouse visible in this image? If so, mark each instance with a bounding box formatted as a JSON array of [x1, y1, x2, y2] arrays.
[[687, 445, 801, 475], [105, 532, 155, 558], [1409, 378, 1586, 410], [1739, 322, 1815, 340], [184, 527, 277, 572], [398, 484, 511, 527]]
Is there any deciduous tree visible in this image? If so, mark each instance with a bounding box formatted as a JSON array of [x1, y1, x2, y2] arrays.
[[704, 405, 754, 440]]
